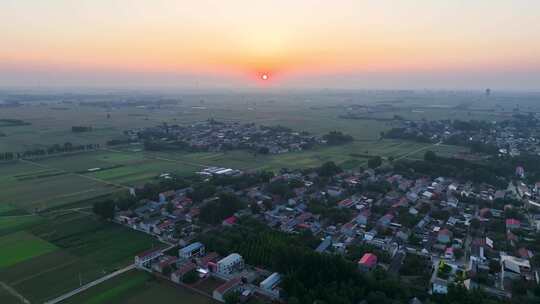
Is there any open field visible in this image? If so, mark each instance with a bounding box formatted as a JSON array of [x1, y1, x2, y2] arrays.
[[63, 271, 216, 304], [0, 231, 57, 268], [0, 211, 162, 303], [0, 138, 468, 213]]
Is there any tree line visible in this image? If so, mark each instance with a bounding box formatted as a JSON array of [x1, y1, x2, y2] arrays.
[[0, 142, 101, 161]]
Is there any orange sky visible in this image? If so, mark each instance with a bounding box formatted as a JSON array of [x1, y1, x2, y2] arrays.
[[1, 1, 539, 89]]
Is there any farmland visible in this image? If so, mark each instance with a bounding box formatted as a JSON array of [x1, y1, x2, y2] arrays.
[[0, 231, 57, 268], [63, 272, 216, 304], [0, 211, 161, 303]]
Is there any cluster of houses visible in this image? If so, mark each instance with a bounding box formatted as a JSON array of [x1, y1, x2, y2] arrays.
[[134, 242, 281, 303], [117, 160, 540, 301], [130, 120, 324, 154], [386, 117, 540, 157]]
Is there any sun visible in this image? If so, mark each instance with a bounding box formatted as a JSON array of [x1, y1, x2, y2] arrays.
[[261, 74, 269, 80]]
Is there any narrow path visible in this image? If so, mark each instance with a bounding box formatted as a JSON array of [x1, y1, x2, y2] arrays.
[[43, 264, 135, 304], [43, 245, 175, 304], [0, 281, 31, 304]]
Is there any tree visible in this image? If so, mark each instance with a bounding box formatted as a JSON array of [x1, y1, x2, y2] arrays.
[[368, 156, 382, 169], [318, 161, 342, 177], [200, 193, 245, 224], [322, 131, 354, 145], [92, 200, 115, 219], [224, 291, 241, 304], [182, 269, 199, 284]]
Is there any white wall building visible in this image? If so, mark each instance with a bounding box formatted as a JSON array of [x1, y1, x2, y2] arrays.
[[217, 253, 244, 275]]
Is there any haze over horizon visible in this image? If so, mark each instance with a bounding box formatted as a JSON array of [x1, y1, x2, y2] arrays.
[[1, 0, 540, 90]]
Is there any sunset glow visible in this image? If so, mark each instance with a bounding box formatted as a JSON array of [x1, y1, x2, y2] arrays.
[[1, 0, 539, 89]]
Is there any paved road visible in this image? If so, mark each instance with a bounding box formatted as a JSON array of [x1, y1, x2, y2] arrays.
[[43, 264, 135, 304]]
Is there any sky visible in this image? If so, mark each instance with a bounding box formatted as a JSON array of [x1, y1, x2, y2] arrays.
[[1, 0, 539, 90]]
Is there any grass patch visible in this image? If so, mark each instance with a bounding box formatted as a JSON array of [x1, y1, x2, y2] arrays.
[[64, 271, 151, 304], [0, 231, 57, 268]]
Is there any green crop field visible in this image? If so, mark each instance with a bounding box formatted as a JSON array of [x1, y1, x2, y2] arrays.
[[63, 271, 216, 304], [0, 210, 162, 303], [0, 231, 57, 268]]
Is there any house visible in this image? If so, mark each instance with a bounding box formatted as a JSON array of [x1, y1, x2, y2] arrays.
[[506, 218, 521, 230], [315, 236, 332, 253], [341, 221, 357, 237], [338, 198, 355, 208], [134, 248, 162, 268], [444, 247, 454, 260], [516, 166, 525, 178], [217, 253, 244, 275], [152, 255, 177, 273], [501, 253, 532, 280], [222, 216, 238, 227], [355, 210, 370, 225], [437, 229, 452, 244], [179, 242, 206, 259], [171, 262, 196, 284], [213, 277, 244, 302], [377, 213, 394, 228], [358, 253, 378, 271], [432, 278, 448, 294], [517, 247, 533, 259], [260, 272, 281, 290], [410, 297, 423, 304]]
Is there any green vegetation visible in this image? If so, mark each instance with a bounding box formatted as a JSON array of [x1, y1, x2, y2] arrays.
[[0, 118, 31, 127], [322, 131, 354, 145], [0, 211, 160, 303], [200, 193, 246, 224], [0, 231, 57, 268]]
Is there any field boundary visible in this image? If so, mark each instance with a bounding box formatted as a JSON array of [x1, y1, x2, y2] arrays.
[[0, 281, 31, 304]]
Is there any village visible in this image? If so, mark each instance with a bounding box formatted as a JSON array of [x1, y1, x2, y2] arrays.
[[126, 119, 327, 154], [384, 115, 540, 157], [108, 155, 540, 303]]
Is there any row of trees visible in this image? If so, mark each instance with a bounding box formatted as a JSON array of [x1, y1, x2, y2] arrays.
[[323, 131, 354, 145], [0, 142, 101, 161], [71, 126, 93, 133]]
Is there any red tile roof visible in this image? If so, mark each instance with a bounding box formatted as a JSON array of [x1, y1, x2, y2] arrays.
[[223, 216, 237, 225], [136, 248, 162, 259], [358, 253, 377, 267], [215, 277, 242, 294], [506, 218, 521, 226]]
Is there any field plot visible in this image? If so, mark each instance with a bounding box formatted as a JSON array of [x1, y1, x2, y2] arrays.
[[0, 215, 43, 237], [63, 271, 216, 304], [0, 231, 57, 268], [63, 271, 151, 304], [0, 169, 116, 211], [146, 139, 462, 172], [0, 211, 160, 303]]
